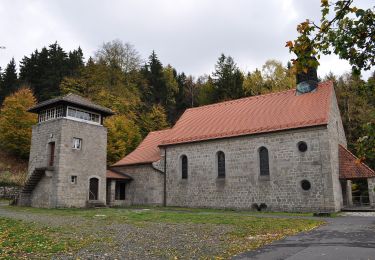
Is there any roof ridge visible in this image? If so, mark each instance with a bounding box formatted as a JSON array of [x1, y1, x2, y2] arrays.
[[149, 128, 171, 135], [339, 144, 375, 173], [185, 88, 296, 112]]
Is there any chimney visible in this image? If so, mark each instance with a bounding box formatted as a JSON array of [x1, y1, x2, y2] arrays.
[[296, 57, 319, 95]]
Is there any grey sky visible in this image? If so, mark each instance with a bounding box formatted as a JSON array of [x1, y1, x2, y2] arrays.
[[0, 0, 373, 78]]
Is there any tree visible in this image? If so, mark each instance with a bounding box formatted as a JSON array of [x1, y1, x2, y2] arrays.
[[95, 39, 142, 74], [142, 51, 166, 105], [261, 60, 295, 93], [243, 69, 264, 96], [0, 58, 18, 104], [105, 115, 142, 165], [286, 0, 375, 73], [20, 42, 84, 101], [139, 104, 169, 137], [212, 54, 244, 102], [0, 87, 37, 158], [356, 122, 374, 169], [197, 75, 215, 106]]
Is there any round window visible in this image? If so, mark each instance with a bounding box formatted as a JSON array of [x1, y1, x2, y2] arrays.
[[298, 141, 308, 152], [301, 180, 311, 191]]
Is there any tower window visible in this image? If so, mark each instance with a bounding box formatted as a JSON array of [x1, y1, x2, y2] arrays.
[[71, 176, 77, 184], [72, 138, 82, 150], [48, 142, 55, 167]]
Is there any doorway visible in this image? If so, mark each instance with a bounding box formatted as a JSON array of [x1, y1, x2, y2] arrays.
[[89, 178, 99, 200], [351, 179, 370, 206]]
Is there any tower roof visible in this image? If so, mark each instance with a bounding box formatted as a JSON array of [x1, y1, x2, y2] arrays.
[[28, 93, 114, 116]]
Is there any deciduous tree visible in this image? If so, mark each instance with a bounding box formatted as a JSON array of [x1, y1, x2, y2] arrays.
[[0, 87, 37, 158]]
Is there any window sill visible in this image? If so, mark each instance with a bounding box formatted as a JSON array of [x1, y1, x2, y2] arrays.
[[259, 175, 270, 181]]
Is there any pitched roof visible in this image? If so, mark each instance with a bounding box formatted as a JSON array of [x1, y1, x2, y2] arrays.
[[28, 93, 114, 116], [106, 169, 132, 180], [112, 129, 171, 166], [161, 81, 333, 145], [339, 145, 375, 179], [113, 81, 334, 166]]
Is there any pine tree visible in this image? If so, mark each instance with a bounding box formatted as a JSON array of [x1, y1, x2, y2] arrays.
[[0, 58, 18, 104], [212, 54, 244, 102]]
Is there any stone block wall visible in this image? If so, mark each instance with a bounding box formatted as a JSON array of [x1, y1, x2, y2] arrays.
[[27, 118, 107, 208], [114, 165, 164, 206], [164, 126, 340, 212], [368, 178, 375, 208]]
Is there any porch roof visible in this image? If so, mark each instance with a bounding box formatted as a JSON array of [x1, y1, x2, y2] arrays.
[[339, 145, 375, 179], [106, 169, 132, 180]]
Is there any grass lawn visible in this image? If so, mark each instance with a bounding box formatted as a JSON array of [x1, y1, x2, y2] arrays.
[[0, 206, 324, 259]]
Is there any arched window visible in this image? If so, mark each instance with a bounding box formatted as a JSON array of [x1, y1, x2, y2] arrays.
[[181, 155, 188, 179], [217, 151, 225, 178], [259, 147, 269, 176]]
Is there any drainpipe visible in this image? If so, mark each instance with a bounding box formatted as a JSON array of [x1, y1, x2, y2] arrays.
[[163, 148, 167, 207]]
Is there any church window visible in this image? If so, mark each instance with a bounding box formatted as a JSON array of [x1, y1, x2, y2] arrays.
[[298, 141, 308, 152], [217, 151, 226, 178], [181, 155, 188, 179], [259, 147, 269, 176], [301, 180, 311, 191]]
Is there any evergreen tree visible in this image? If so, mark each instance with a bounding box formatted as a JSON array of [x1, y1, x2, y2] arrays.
[[19, 42, 83, 101], [0, 58, 18, 104], [143, 51, 166, 105], [212, 54, 244, 102]]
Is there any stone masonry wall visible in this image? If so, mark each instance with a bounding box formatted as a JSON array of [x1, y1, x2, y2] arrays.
[[165, 126, 338, 212], [56, 119, 107, 207], [114, 165, 164, 206], [327, 89, 347, 211], [27, 118, 107, 208]]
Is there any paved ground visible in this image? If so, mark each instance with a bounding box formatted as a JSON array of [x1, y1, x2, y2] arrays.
[[234, 214, 375, 260]]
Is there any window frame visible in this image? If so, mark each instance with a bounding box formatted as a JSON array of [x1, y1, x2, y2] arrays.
[[115, 181, 126, 200], [181, 155, 188, 179], [217, 151, 226, 179], [259, 146, 270, 177], [66, 106, 101, 125], [70, 175, 77, 184], [72, 137, 82, 150]]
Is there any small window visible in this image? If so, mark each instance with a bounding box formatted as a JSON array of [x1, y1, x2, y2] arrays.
[[115, 181, 126, 200], [72, 138, 82, 150], [259, 147, 269, 176], [301, 180, 311, 191], [298, 141, 308, 152], [217, 151, 225, 178], [71, 176, 77, 184], [48, 142, 55, 167], [181, 155, 188, 179]]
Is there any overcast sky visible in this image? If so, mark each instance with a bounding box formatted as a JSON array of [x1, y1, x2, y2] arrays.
[[0, 0, 373, 79]]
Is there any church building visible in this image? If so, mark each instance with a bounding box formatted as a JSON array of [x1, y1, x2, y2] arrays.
[[110, 77, 375, 212]]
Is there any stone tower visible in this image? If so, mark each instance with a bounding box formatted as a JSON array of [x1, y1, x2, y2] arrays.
[[18, 94, 113, 208]]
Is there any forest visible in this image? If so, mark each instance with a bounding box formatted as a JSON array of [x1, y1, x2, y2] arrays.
[[0, 40, 373, 174]]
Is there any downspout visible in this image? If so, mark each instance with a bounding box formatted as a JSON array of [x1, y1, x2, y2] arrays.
[[163, 148, 167, 207]]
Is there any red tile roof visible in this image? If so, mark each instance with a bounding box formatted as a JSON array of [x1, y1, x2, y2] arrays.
[[106, 169, 132, 180], [113, 81, 334, 166], [339, 145, 375, 179], [161, 81, 333, 145], [112, 129, 171, 166]]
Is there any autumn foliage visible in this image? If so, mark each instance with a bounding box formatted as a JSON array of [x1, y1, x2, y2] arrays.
[[0, 88, 37, 158]]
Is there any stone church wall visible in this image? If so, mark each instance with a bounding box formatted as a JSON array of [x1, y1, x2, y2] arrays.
[[164, 126, 340, 212], [114, 165, 164, 206]]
